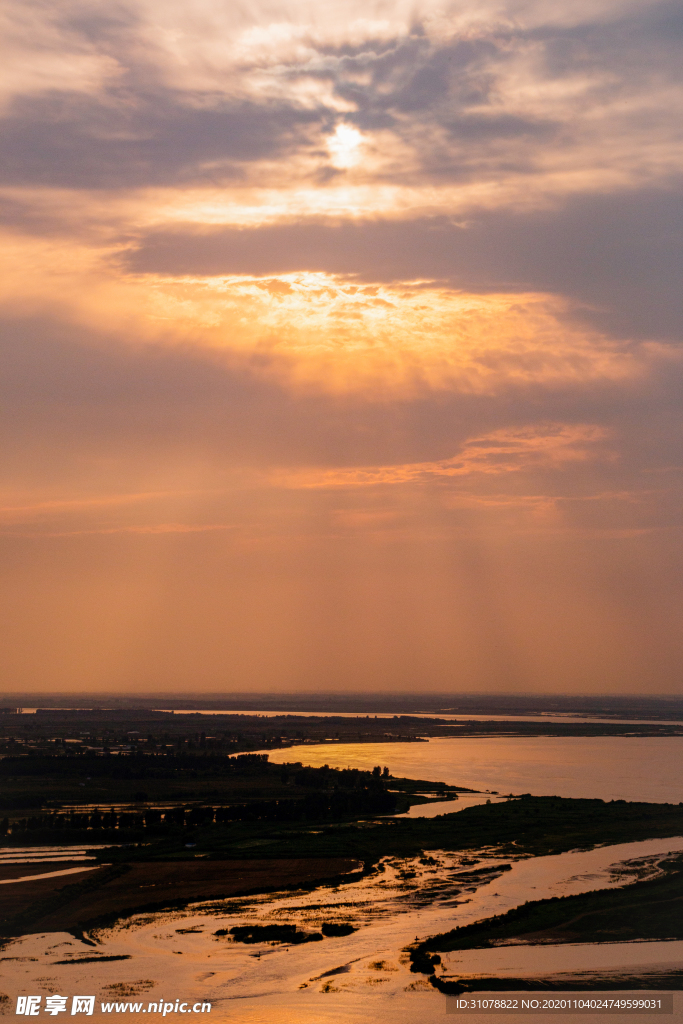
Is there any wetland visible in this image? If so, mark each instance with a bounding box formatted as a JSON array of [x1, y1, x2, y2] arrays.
[[1, 706, 682, 1020]]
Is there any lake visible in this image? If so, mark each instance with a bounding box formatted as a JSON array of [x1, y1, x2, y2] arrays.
[[266, 735, 683, 803]]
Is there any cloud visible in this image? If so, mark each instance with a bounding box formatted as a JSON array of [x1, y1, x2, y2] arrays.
[[0, 0, 681, 191], [127, 181, 683, 342], [0, 230, 642, 398], [0, 310, 679, 502], [0, 0, 121, 111], [0, 91, 326, 189], [2, 522, 238, 538], [0, 305, 680, 694], [274, 423, 612, 488], [1, 0, 682, 692]]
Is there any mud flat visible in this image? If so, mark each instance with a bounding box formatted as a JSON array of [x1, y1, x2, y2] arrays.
[[0, 862, 94, 882], [0, 858, 360, 936]]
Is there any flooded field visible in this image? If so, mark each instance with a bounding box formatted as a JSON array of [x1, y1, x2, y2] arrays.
[[397, 793, 504, 817], [0, 864, 100, 885]]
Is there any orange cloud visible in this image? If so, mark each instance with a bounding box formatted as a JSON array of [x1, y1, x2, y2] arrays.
[[0, 490, 196, 522], [0, 228, 638, 397], [274, 423, 611, 489]]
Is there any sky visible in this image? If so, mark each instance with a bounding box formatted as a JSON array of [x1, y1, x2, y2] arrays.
[[1, 0, 682, 695]]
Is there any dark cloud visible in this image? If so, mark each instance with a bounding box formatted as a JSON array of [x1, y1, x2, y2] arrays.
[[303, 1, 683, 175], [534, 0, 683, 79], [126, 182, 683, 342], [0, 91, 325, 188], [318, 32, 558, 153], [0, 1, 329, 188], [319, 34, 496, 118], [0, 29, 547, 190], [0, 195, 56, 234]]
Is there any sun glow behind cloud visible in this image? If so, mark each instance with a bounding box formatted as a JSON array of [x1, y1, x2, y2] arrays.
[[0, 230, 637, 396], [326, 124, 364, 168], [139, 273, 635, 394], [0, 0, 682, 693]]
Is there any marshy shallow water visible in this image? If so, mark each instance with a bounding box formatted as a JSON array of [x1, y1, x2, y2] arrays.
[[5, 836, 683, 1022]]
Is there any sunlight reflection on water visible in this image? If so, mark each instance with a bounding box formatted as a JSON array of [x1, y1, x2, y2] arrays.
[[266, 736, 683, 803], [7, 838, 683, 1023]]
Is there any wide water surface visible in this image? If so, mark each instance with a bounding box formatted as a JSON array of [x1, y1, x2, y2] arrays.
[[267, 736, 683, 803]]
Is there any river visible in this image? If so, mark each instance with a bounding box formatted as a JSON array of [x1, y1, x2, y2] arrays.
[[2, 735, 683, 1022]]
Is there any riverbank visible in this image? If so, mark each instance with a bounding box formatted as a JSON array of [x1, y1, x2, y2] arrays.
[[4, 836, 683, 1018], [414, 849, 683, 952]]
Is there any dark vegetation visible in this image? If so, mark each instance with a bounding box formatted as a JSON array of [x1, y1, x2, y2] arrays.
[[2, 795, 682, 939], [0, 754, 421, 842], [0, 709, 432, 778], [430, 971, 683, 994], [321, 922, 357, 936], [0, 706, 681, 800], [0, 708, 473, 834], [2, 707, 677, 845], [408, 852, 683, 993], [5, 693, 683, 719], [221, 924, 323, 944], [3, 707, 683, 955], [0, 858, 361, 937], [215, 920, 358, 942], [52, 955, 131, 965], [95, 795, 683, 867]]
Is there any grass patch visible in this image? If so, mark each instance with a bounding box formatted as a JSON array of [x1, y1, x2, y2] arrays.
[[152, 795, 683, 864]]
